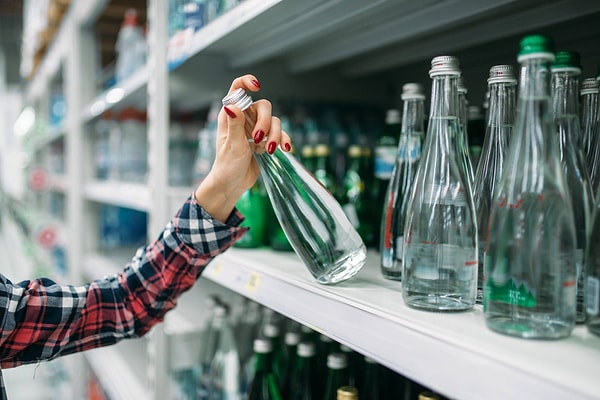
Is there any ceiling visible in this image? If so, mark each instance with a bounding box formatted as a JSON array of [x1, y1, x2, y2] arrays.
[[0, 0, 23, 86]]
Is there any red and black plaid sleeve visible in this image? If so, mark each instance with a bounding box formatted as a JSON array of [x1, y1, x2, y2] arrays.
[[0, 195, 247, 371]]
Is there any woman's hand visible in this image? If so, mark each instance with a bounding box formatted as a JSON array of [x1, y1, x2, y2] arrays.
[[194, 75, 292, 222]]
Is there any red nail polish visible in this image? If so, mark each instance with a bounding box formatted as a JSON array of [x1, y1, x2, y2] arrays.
[[223, 106, 236, 118], [267, 141, 276, 154], [251, 79, 261, 88], [284, 143, 291, 151], [254, 130, 265, 144]]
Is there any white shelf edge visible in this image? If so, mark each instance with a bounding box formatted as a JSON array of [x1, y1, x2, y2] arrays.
[[205, 248, 600, 400], [84, 180, 150, 211], [85, 340, 150, 400]]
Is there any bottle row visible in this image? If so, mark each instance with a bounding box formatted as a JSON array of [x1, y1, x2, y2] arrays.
[[170, 293, 449, 400]]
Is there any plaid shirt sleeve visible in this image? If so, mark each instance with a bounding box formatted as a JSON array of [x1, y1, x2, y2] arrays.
[[0, 194, 248, 369]]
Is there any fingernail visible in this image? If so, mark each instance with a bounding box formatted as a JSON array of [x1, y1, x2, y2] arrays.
[[223, 106, 236, 118], [253, 130, 265, 144], [251, 79, 261, 88], [284, 143, 291, 151], [267, 141, 276, 154]]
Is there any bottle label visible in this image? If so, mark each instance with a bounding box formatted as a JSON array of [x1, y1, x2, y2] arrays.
[[486, 277, 537, 308], [586, 276, 600, 316], [374, 145, 396, 179], [398, 136, 422, 163]]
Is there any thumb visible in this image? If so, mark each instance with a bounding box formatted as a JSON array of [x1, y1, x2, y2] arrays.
[[222, 105, 250, 143]]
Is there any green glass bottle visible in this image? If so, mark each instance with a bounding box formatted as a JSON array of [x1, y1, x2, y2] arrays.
[[247, 338, 283, 400], [323, 353, 349, 400], [234, 179, 268, 248], [263, 323, 285, 388], [314, 144, 337, 195], [361, 357, 382, 400], [280, 331, 301, 398], [289, 341, 320, 400]]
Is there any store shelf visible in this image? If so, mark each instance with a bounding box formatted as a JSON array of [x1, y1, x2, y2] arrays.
[[85, 338, 150, 400], [205, 248, 600, 400], [84, 180, 150, 211]]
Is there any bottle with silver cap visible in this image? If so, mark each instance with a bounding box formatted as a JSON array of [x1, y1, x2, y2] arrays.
[[380, 83, 426, 280], [551, 51, 594, 324], [222, 89, 366, 285], [484, 35, 577, 339], [402, 55, 478, 311], [583, 76, 600, 194], [323, 353, 349, 400], [457, 77, 475, 186], [473, 64, 517, 303]]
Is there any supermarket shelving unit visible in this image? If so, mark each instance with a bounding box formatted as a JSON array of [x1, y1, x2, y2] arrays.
[[21, 0, 600, 399]]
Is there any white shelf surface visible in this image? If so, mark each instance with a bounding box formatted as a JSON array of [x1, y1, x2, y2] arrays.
[[85, 338, 150, 400], [205, 248, 600, 400], [84, 180, 150, 211]]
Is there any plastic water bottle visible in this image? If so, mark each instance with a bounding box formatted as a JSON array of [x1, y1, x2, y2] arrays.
[[115, 8, 146, 83]]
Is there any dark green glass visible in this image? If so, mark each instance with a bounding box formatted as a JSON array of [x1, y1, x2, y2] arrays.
[[289, 342, 319, 400], [322, 353, 349, 400], [247, 338, 283, 400]]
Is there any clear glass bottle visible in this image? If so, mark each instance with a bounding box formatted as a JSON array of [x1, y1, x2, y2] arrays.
[[586, 198, 600, 337], [585, 74, 600, 195], [457, 78, 475, 186], [473, 65, 517, 303], [551, 51, 594, 324], [484, 35, 577, 339], [209, 304, 242, 400], [580, 78, 599, 163], [402, 56, 478, 311], [222, 89, 367, 285], [247, 338, 283, 400], [197, 297, 224, 399], [380, 83, 426, 280]]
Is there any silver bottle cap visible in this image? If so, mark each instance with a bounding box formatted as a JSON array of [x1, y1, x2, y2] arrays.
[[297, 342, 316, 357], [488, 65, 517, 85], [253, 338, 272, 353], [285, 331, 301, 346], [581, 78, 599, 95], [222, 88, 253, 111], [327, 353, 347, 369], [429, 55, 461, 77], [401, 82, 425, 100]]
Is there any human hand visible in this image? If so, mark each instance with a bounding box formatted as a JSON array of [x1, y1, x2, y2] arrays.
[[194, 75, 292, 222]]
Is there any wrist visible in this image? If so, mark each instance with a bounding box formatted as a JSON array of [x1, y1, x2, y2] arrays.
[[194, 174, 244, 223]]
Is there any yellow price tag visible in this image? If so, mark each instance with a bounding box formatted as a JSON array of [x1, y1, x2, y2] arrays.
[[209, 259, 224, 277], [245, 272, 261, 293]]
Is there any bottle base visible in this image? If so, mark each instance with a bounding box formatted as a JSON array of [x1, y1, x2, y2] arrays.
[[312, 246, 367, 285], [404, 294, 473, 312], [381, 269, 402, 281], [486, 316, 573, 339]]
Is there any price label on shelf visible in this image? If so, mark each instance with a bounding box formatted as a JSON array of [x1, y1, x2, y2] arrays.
[[208, 259, 224, 278], [245, 272, 261, 293]]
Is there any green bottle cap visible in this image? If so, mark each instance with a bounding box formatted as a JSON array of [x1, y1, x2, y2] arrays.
[[517, 34, 555, 62], [552, 51, 582, 71]]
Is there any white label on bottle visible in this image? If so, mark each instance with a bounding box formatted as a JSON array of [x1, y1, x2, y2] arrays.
[[374, 145, 396, 179], [586, 276, 600, 316], [398, 136, 422, 163]]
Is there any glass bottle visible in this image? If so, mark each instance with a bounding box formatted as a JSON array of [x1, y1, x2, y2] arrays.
[[247, 338, 283, 400], [586, 195, 600, 336], [467, 105, 487, 167], [222, 89, 367, 285], [289, 341, 320, 400], [484, 35, 577, 339], [380, 83, 426, 280], [373, 109, 402, 246], [280, 331, 301, 398], [580, 78, 598, 163], [585, 74, 600, 195], [402, 56, 478, 311], [263, 323, 285, 388], [336, 386, 358, 400], [457, 78, 475, 186], [208, 304, 242, 400], [361, 357, 382, 400], [551, 51, 594, 324], [314, 144, 337, 197], [473, 65, 517, 303], [341, 145, 374, 247], [323, 353, 349, 400], [197, 297, 224, 399]]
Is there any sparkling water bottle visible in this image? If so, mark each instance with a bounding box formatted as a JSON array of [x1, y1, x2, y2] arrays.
[[473, 65, 517, 303], [222, 89, 366, 285], [380, 83, 425, 280], [551, 51, 594, 323], [484, 35, 577, 339], [402, 56, 478, 311]]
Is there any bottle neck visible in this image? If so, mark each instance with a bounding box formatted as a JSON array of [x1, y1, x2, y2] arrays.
[[487, 81, 516, 128], [429, 74, 461, 121], [401, 98, 425, 136], [552, 70, 580, 118], [581, 90, 599, 132], [254, 352, 272, 374], [517, 57, 552, 103]]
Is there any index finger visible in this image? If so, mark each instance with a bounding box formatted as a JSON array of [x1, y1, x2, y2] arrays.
[[228, 74, 262, 95]]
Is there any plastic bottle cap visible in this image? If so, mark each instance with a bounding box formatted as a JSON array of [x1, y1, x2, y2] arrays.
[[429, 55, 461, 77], [285, 331, 301, 346], [123, 9, 138, 26], [517, 34, 555, 62], [253, 338, 272, 353], [327, 353, 347, 369], [222, 88, 253, 111], [487, 65, 517, 85], [401, 83, 426, 100], [297, 342, 316, 357], [581, 78, 599, 95], [551, 51, 582, 73], [385, 109, 401, 124]]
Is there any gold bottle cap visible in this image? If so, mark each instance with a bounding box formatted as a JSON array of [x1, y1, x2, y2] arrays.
[[337, 386, 358, 400], [418, 391, 440, 400], [314, 144, 331, 157]]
